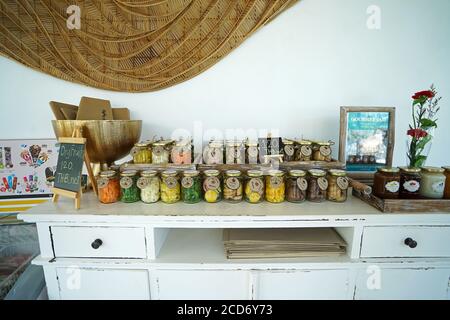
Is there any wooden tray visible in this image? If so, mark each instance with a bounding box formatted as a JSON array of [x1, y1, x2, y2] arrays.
[[352, 188, 450, 213]]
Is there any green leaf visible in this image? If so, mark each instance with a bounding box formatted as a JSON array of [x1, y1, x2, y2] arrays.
[[416, 134, 432, 151], [419, 118, 437, 129], [413, 155, 427, 168]]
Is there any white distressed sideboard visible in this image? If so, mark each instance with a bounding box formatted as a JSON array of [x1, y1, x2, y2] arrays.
[[18, 193, 450, 300]]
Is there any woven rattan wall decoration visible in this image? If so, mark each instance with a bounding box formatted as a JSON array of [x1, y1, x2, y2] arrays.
[[0, 0, 298, 92]]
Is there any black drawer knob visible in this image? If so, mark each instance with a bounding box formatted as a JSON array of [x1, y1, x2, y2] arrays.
[[91, 239, 103, 249], [404, 237, 417, 248]]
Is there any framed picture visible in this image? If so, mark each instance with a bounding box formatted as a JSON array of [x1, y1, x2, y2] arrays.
[[339, 107, 395, 172]]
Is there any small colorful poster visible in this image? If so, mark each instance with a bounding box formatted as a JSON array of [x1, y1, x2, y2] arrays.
[[345, 112, 391, 171], [0, 139, 59, 198]]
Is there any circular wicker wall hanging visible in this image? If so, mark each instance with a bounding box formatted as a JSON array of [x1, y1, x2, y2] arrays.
[[0, 0, 298, 92]]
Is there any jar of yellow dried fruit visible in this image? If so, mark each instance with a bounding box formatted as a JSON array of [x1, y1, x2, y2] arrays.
[[265, 169, 285, 203]]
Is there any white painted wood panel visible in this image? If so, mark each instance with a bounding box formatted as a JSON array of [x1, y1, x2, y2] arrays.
[[153, 270, 250, 300], [51, 226, 147, 258], [355, 268, 450, 300], [256, 269, 350, 300], [56, 267, 150, 300], [361, 226, 450, 258]]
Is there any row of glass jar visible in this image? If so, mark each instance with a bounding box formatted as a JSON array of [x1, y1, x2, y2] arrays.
[[132, 139, 334, 165], [96, 168, 349, 204], [373, 166, 450, 199]]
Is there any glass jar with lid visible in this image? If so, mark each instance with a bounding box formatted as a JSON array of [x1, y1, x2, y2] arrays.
[[443, 167, 450, 199], [295, 140, 313, 161], [286, 170, 307, 203], [312, 141, 332, 161], [419, 167, 446, 199], [97, 170, 121, 204], [120, 170, 140, 203], [171, 139, 192, 165], [373, 167, 400, 199], [137, 170, 160, 204], [282, 139, 296, 162], [225, 140, 245, 164], [327, 169, 349, 203], [160, 170, 180, 203], [223, 170, 243, 202], [399, 167, 422, 199], [203, 140, 224, 165], [131, 141, 152, 164], [203, 169, 222, 203], [245, 140, 259, 164], [181, 170, 202, 204], [152, 140, 174, 164], [307, 169, 328, 202], [244, 170, 264, 203], [265, 170, 285, 203]]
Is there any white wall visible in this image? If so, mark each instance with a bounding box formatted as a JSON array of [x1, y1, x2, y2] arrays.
[[0, 0, 449, 166]]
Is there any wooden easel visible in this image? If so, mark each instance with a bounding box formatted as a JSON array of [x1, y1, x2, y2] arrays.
[[52, 126, 97, 209]]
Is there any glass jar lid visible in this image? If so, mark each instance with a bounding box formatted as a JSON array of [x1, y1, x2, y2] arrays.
[[297, 140, 312, 145], [282, 139, 295, 145], [378, 167, 400, 173], [422, 166, 445, 173], [308, 169, 326, 177], [153, 139, 174, 146], [289, 169, 306, 177], [135, 141, 151, 147], [141, 170, 158, 177], [442, 166, 450, 172], [204, 169, 220, 177], [314, 141, 331, 146], [161, 169, 177, 177], [208, 140, 224, 148], [225, 170, 241, 177], [183, 169, 199, 177], [120, 169, 138, 177], [100, 170, 116, 178], [328, 169, 347, 177], [175, 139, 192, 147], [247, 169, 263, 177], [245, 140, 258, 147], [399, 167, 421, 173], [268, 169, 285, 177], [225, 140, 243, 147]]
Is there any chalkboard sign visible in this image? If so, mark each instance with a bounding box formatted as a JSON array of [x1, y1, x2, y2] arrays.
[[54, 139, 85, 192]]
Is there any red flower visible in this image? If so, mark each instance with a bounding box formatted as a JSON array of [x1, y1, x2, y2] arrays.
[[407, 128, 428, 139], [412, 90, 435, 100]]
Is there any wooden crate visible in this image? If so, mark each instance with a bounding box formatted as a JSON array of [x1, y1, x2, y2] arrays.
[[352, 188, 450, 213]]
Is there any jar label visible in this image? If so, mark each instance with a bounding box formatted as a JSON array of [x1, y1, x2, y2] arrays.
[[385, 181, 400, 193], [270, 176, 282, 188], [284, 145, 294, 156], [181, 176, 194, 189], [137, 177, 149, 189], [337, 177, 349, 190], [300, 146, 312, 157], [318, 177, 328, 190], [163, 177, 178, 189], [249, 178, 263, 193], [432, 181, 445, 193], [297, 177, 308, 191], [204, 147, 221, 164], [204, 176, 220, 191], [319, 146, 331, 157], [130, 147, 139, 157], [120, 176, 133, 189], [153, 146, 163, 156], [97, 177, 109, 189], [226, 177, 240, 190], [248, 146, 258, 157], [403, 180, 420, 193]]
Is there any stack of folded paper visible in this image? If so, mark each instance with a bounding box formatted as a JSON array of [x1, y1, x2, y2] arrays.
[[223, 228, 346, 259]]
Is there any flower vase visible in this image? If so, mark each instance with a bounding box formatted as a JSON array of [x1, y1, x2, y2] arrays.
[[406, 130, 433, 168]]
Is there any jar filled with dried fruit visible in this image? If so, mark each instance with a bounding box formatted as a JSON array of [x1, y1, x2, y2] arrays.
[[223, 170, 243, 202], [120, 170, 140, 203], [97, 170, 121, 204], [282, 139, 296, 162], [131, 141, 152, 164], [160, 170, 180, 204], [203, 140, 224, 165], [225, 140, 245, 164], [399, 167, 422, 199], [137, 170, 160, 204], [181, 170, 202, 204], [265, 170, 285, 203], [245, 140, 259, 164], [307, 169, 328, 202], [312, 141, 332, 161], [244, 170, 264, 203], [203, 169, 222, 203], [286, 170, 307, 203], [295, 140, 313, 161], [152, 140, 174, 164], [373, 167, 400, 199], [327, 169, 349, 202], [171, 139, 192, 165]]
